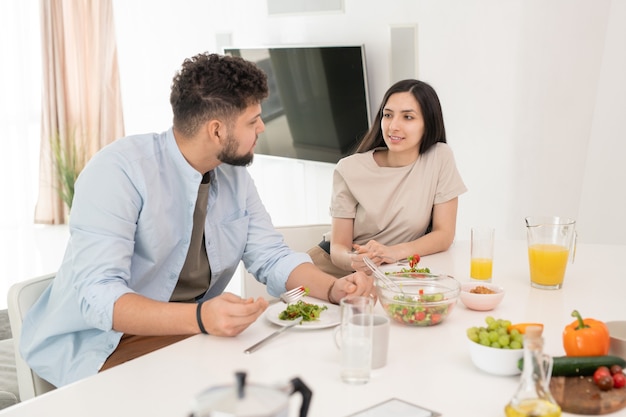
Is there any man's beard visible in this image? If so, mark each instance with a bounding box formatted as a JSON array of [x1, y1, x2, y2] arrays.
[[217, 133, 254, 166]]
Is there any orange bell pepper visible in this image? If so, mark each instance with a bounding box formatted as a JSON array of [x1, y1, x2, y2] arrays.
[[562, 310, 610, 356], [508, 322, 544, 334]]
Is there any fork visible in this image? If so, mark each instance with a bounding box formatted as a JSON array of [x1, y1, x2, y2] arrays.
[[279, 286, 306, 304], [363, 256, 406, 294]]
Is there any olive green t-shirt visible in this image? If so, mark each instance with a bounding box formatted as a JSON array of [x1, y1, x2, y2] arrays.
[[170, 174, 211, 302]]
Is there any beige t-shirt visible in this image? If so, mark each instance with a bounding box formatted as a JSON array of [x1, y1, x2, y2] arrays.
[[330, 142, 467, 246]]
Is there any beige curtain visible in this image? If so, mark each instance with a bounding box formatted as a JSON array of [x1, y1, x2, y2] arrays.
[[34, 0, 124, 224]]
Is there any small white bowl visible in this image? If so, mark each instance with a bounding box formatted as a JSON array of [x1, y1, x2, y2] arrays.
[[459, 282, 505, 311], [606, 321, 626, 360], [467, 338, 523, 376]]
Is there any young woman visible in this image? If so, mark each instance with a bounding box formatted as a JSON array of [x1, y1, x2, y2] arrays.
[[308, 79, 467, 277]]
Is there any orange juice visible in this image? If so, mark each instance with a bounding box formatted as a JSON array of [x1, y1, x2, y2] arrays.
[[528, 244, 569, 287], [470, 257, 493, 280]]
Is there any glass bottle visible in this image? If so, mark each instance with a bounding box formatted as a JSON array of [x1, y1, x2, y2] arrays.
[[505, 326, 561, 417]]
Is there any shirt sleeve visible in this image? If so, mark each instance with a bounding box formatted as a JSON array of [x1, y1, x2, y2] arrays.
[[236, 168, 312, 297], [329, 160, 358, 218], [434, 144, 467, 204], [67, 148, 141, 330]]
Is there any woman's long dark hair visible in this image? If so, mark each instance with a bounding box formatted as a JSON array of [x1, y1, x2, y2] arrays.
[[354, 79, 446, 154]]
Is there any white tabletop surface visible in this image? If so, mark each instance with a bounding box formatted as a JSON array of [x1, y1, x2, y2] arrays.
[[2, 240, 626, 416]]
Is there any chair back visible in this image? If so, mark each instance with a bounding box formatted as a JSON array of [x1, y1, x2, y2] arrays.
[[242, 224, 330, 299], [7, 273, 56, 400]]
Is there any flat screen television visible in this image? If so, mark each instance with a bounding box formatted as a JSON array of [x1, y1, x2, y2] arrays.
[[224, 45, 371, 164]]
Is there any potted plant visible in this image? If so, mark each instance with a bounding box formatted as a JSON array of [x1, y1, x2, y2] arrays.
[[49, 131, 85, 210]]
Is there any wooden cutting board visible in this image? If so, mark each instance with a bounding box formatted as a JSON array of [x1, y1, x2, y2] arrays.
[[550, 376, 626, 415]]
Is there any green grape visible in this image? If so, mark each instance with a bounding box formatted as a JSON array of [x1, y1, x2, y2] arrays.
[[466, 316, 525, 350], [467, 328, 479, 342]]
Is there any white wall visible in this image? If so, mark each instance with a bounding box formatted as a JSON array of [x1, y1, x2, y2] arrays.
[[112, 0, 626, 243], [577, 0, 626, 245]]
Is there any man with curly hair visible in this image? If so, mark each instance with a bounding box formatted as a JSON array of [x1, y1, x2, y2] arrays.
[[20, 53, 375, 387]]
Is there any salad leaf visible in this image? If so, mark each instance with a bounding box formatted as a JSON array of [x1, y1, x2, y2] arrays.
[[279, 300, 328, 322]]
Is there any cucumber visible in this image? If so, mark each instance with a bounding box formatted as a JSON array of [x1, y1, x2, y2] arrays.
[[517, 355, 626, 377]]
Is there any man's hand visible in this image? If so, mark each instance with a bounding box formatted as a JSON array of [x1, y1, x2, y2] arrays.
[[332, 271, 376, 302], [200, 293, 268, 336]]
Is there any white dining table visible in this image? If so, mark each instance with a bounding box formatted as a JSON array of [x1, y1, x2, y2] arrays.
[[2, 240, 625, 417]]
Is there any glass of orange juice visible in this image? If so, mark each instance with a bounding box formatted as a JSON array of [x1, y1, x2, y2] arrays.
[[470, 227, 494, 281], [525, 216, 576, 290]]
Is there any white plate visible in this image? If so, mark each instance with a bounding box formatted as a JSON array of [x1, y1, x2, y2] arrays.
[[265, 297, 340, 329]]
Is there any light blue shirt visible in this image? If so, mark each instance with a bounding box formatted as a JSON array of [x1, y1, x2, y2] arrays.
[[20, 128, 310, 387]]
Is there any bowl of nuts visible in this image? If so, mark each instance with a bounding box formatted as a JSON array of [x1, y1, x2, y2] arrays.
[[459, 282, 505, 311]]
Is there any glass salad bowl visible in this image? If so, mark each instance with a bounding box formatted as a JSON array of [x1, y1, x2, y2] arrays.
[[375, 276, 460, 326]]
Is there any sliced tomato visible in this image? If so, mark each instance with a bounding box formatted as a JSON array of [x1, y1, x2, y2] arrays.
[[409, 254, 421, 268]]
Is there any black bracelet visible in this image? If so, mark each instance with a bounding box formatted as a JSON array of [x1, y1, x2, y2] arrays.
[[327, 280, 338, 305], [196, 301, 209, 334]]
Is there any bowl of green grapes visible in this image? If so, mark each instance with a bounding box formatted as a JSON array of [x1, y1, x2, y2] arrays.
[[467, 316, 524, 376]]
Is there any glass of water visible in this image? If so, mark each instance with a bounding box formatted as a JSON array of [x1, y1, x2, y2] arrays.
[[337, 296, 374, 384]]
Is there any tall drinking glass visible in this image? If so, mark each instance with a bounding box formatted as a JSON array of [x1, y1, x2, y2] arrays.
[[525, 216, 576, 290], [470, 227, 495, 282], [338, 296, 374, 384]]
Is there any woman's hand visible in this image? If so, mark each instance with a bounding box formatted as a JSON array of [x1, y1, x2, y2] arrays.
[[351, 240, 399, 273]]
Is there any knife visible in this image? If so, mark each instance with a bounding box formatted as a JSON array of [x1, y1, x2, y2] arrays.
[[244, 317, 303, 354]]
